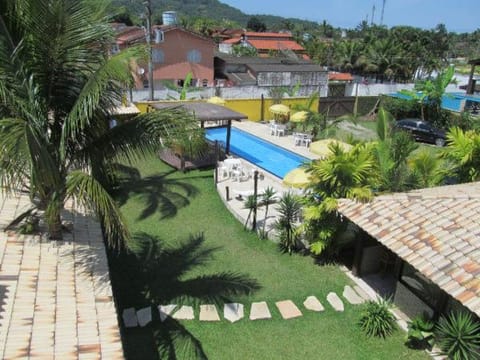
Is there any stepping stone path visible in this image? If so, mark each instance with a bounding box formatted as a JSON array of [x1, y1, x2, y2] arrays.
[[249, 301, 271, 320], [172, 305, 195, 320], [224, 303, 244, 323], [137, 307, 152, 327], [158, 304, 177, 322], [326, 292, 344, 312], [199, 305, 220, 321], [303, 296, 324, 312], [276, 300, 302, 319], [122, 307, 138, 328], [343, 285, 364, 305], [354, 285, 372, 302]]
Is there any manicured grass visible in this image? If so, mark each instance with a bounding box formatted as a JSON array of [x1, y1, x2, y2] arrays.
[[108, 155, 429, 360]]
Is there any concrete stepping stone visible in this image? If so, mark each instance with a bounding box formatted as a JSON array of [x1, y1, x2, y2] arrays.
[[224, 303, 244, 323], [343, 285, 364, 305], [199, 305, 220, 321], [326, 292, 344, 312], [122, 308, 138, 328], [249, 301, 271, 320], [275, 300, 302, 319], [137, 307, 152, 327], [303, 296, 324, 312], [353, 285, 372, 301], [158, 304, 177, 322], [172, 305, 194, 320]]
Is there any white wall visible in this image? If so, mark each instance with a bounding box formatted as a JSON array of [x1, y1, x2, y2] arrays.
[[344, 82, 464, 97]]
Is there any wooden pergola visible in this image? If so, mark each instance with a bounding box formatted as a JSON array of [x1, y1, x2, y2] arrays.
[[467, 58, 480, 94], [151, 102, 247, 155]]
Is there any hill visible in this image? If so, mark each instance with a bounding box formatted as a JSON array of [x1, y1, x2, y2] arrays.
[[110, 0, 319, 30]]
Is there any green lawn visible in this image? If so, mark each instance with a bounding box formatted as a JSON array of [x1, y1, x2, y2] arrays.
[[108, 155, 429, 360]]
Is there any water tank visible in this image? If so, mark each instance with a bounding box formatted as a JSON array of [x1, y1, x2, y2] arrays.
[[162, 11, 178, 26]]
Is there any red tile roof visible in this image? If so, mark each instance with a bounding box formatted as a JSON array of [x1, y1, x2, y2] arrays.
[[245, 32, 292, 39], [246, 39, 304, 51], [151, 62, 213, 81], [338, 182, 480, 317], [328, 72, 353, 81], [222, 37, 241, 44]]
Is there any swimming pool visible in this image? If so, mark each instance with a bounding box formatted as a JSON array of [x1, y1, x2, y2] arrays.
[[205, 127, 310, 178]]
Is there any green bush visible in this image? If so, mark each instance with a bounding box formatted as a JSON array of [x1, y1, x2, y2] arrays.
[[435, 311, 480, 360], [406, 315, 435, 350], [358, 298, 397, 338], [380, 96, 421, 120]]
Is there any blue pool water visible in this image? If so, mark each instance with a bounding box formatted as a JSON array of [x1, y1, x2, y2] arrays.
[[205, 127, 309, 178], [389, 92, 480, 112]]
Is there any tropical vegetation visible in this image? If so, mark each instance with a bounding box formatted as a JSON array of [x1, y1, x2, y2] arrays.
[[0, 0, 199, 246], [435, 311, 480, 360], [358, 298, 397, 338]]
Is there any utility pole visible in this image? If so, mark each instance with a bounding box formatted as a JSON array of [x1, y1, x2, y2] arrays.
[[144, 0, 154, 101], [380, 0, 386, 25], [371, 4, 375, 26]]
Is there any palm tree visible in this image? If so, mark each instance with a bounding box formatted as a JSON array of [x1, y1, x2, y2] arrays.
[[303, 143, 375, 256], [243, 195, 257, 230], [442, 127, 480, 182], [0, 0, 199, 246], [258, 186, 277, 237], [408, 149, 445, 188]]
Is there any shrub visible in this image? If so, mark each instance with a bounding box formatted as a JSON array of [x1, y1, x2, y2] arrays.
[[406, 315, 435, 350], [435, 311, 480, 360], [358, 298, 397, 338]]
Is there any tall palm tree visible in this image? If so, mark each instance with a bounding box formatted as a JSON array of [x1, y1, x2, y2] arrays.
[[259, 186, 277, 237], [0, 0, 199, 246]]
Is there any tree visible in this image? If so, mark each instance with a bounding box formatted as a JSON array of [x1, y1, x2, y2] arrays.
[[303, 143, 375, 256], [258, 186, 277, 237], [231, 44, 258, 57], [247, 16, 266, 32], [0, 0, 198, 246], [442, 127, 480, 182]]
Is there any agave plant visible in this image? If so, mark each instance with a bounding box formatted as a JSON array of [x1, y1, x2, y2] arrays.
[[358, 298, 397, 338], [435, 311, 480, 360]]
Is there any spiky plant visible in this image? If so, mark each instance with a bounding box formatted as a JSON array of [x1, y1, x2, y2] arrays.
[[435, 311, 480, 360], [358, 298, 397, 338]]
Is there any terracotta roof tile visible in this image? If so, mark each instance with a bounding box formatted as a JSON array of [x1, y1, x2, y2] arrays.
[[246, 39, 305, 51], [338, 182, 480, 317], [328, 72, 354, 81]]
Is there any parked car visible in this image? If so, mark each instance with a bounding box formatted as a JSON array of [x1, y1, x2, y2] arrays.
[[394, 119, 446, 146]]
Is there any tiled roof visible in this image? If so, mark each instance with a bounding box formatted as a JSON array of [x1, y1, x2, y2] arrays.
[[0, 193, 123, 359], [222, 37, 241, 44], [337, 182, 480, 317], [151, 62, 213, 81], [246, 39, 305, 51], [245, 32, 292, 38], [329, 72, 354, 81]]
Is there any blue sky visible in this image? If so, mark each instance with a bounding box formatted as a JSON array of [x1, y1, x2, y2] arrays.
[[220, 0, 479, 33]]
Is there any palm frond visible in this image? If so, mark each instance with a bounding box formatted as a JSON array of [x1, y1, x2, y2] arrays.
[[66, 170, 130, 248]]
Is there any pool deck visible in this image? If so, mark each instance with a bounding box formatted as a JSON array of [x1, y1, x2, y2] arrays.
[[215, 121, 321, 238]]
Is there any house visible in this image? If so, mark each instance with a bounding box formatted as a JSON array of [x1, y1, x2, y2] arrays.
[[214, 54, 327, 94], [111, 24, 216, 89], [337, 182, 480, 321], [219, 31, 308, 59]]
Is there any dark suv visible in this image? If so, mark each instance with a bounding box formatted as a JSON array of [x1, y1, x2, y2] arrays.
[[395, 119, 446, 146]]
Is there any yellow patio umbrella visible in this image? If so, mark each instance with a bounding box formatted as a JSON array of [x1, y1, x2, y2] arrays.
[[269, 104, 290, 116], [309, 139, 353, 158], [290, 111, 308, 122], [207, 96, 226, 105], [283, 167, 312, 188]]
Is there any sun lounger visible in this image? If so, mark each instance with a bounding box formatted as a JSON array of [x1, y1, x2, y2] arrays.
[[233, 188, 265, 200]]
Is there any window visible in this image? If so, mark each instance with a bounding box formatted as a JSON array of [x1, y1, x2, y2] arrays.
[[111, 44, 120, 55], [202, 79, 208, 87], [154, 29, 164, 43], [187, 49, 202, 63], [418, 123, 431, 131], [400, 263, 443, 309], [152, 48, 164, 64]]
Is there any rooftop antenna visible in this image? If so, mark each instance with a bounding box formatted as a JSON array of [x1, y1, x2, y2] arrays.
[[380, 0, 386, 25], [371, 4, 376, 25]]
